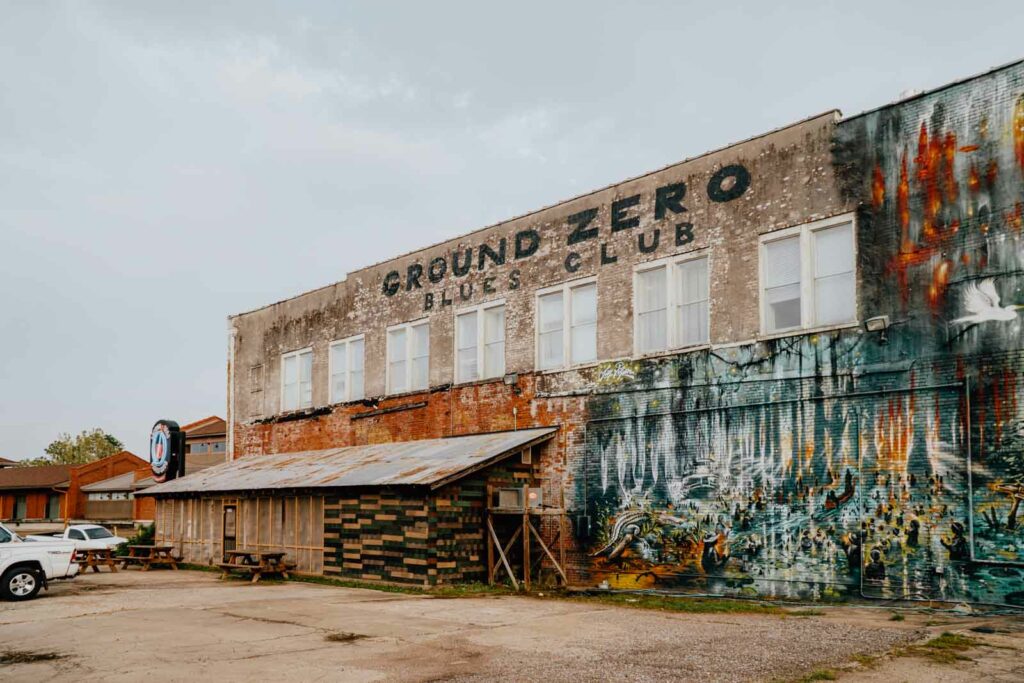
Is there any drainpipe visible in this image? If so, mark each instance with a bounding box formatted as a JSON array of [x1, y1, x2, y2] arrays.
[[227, 323, 239, 462]]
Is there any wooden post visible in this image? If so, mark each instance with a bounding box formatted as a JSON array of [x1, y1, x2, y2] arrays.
[[486, 486, 494, 584], [528, 520, 568, 585], [486, 517, 519, 590], [521, 486, 530, 591]]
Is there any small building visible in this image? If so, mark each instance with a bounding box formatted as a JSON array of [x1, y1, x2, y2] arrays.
[[181, 415, 227, 471], [80, 472, 138, 521], [0, 464, 70, 521], [65, 451, 148, 521], [140, 428, 556, 585], [0, 457, 18, 469]]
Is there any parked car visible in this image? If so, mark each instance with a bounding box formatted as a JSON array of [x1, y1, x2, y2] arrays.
[[27, 524, 128, 551], [0, 522, 79, 601]]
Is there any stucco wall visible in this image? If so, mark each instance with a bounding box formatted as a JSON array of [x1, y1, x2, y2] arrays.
[[230, 111, 851, 420]]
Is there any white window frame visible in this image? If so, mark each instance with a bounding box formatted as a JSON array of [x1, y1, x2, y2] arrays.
[[280, 347, 313, 411], [633, 251, 711, 357], [454, 299, 506, 384], [328, 334, 365, 403], [534, 276, 598, 371], [758, 213, 858, 335], [386, 319, 430, 395]]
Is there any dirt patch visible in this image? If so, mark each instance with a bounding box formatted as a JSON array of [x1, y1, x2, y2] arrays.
[[0, 651, 65, 665], [324, 632, 368, 643]]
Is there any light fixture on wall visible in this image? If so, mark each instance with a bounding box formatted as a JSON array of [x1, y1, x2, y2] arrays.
[[864, 315, 891, 343]]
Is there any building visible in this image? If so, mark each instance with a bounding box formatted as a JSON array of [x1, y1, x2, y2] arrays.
[[160, 61, 1024, 604], [0, 457, 18, 469], [0, 464, 71, 521], [64, 451, 149, 521], [181, 415, 228, 471], [144, 428, 555, 583], [0, 451, 151, 524]]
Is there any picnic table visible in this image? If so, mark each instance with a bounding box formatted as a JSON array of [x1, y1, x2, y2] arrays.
[[217, 550, 294, 583], [75, 547, 118, 573], [116, 544, 179, 571]]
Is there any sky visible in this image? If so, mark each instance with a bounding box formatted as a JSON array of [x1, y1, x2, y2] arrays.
[[1, 1, 1022, 460]]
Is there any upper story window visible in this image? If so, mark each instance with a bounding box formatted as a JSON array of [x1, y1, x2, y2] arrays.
[[635, 253, 709, 355], [537, 279, 597, 371], [281, 348, 313, 411], [760, 214, 856, 334], [455, 301, 506, 383], [387, 320, 429, 394], [329, 335, 365, 403]]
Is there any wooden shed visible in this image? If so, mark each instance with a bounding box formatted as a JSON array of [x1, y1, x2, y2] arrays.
[[138, 428, 558, 585]]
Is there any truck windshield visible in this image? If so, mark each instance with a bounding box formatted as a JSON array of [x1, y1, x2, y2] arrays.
[[85, 528, 114, 539]]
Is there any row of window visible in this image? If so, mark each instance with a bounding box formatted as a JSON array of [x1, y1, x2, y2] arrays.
[[278, 215, 856, 411]]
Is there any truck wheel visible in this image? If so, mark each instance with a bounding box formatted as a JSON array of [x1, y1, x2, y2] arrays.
[[1, 567, 42, 601]]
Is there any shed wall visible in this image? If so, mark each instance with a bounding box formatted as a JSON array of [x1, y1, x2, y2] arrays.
[[155, 495, 325, 574]]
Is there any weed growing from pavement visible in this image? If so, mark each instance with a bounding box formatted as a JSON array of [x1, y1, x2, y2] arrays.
[[897, 632, 981, 664], [569, 592, 786, 615], [889, 612, 906, 621], [175, 567, 839, 616], [851, 653, 880, 669], [792, 669, 837, 681]]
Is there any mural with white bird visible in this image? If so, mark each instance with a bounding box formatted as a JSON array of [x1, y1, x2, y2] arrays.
[[575, 62, 1024, 606]]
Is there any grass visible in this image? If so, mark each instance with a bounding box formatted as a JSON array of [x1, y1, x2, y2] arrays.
[[181, 565, 811, 615], [570, 591, 785, 615], [851, 653, 880, 669], [900, 632, 982, 664], [889, 612, 905, 621], [792, 669, 837, 682]]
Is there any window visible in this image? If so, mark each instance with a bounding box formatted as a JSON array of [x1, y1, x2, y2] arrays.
[[281, 348, 313, 411], [212, 441, 225, 453], [85, 527, 114, 539], [634, 255, 710, 355], [190, 442, 209, 454], [387, 320, 429, 394], [69, 529, 86, 540], [329, 335, 365, 402], [760, 215, 856, 334], [536, 279, 598, 370], [249, 365, 263, 392], [455, 301, 506, 383]]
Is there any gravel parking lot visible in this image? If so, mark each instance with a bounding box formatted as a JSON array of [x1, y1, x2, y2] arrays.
[[1, 571, 1021, 682]]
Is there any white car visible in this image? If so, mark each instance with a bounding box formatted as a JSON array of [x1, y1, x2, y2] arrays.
[[27, 524, 128, 551], [0, 522, 79, 601]]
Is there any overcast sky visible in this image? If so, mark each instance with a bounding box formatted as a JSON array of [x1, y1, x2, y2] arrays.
[[2, 1, 1022, 460]]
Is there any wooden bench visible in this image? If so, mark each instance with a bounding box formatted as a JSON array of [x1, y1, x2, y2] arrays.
[[75, 548, 118, 573], [219, 550, 292, 583], [116, 545, 179, 571]]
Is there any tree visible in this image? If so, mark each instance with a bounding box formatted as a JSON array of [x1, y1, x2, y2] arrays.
[[20, 429, 125, 467]]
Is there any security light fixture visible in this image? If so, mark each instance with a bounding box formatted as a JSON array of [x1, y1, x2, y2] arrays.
[[864, 315, 890, 344], [864, 315, 890, 332]]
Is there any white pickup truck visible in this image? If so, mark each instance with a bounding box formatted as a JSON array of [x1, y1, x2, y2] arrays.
[[0, 522, 79, 601], [27, 524, 128, 551]]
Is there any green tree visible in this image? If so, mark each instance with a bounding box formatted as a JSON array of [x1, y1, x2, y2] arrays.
[[20, 429, 125, 467]]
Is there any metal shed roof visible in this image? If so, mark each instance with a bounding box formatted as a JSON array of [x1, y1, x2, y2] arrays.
[[140, 427, 557, 496], [81, 471, 137, 492]]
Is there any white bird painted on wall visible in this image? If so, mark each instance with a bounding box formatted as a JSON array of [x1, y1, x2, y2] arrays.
[[951, 278, 1023, 327]]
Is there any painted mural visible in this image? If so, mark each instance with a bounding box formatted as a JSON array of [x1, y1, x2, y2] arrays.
[[578, 61, 1024, 606]]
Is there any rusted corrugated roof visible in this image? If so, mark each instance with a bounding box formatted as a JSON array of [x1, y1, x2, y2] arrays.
[[140, 428, 556, 496]]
